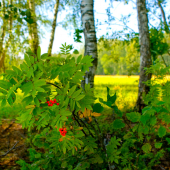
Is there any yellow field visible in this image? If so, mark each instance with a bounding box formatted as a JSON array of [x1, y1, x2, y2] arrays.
[[94, 75, 139, 112], [1, 75, 170, 115]]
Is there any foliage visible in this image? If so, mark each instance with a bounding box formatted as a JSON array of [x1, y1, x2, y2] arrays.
[[1, 44, 170, 169], [150, 28, 169, 65], [1, 4, 34, 24], [0, 44, 109, 169], [97, 38, 140, 75], [102, 59, 170, 169]]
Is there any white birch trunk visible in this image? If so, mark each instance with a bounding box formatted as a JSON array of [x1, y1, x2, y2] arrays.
[[48, 0, 60, 57], [136, 0, 152, 112], [80, 0, 98, 91]]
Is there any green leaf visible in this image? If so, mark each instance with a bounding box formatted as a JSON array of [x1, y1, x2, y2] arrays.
[[77, 55, 82, 63], [63, 145, 66, 154], [29, 54, 34, 64], [112, 105, 123, 117], [35, 153, 41, 158], [113, 119, 125, 129], [108, 93, 117, 104], [166, 137, 170, 145], [73, 49, 79, 54], [6, 70, 17, 76], [76, 101, 81, 108], [155, 142, 162, 148], [22, 95, 33, 105], [34, 97, 40, 107], [126, 112, 141, 122], [1, 98, 6, 107], [156, 101, 165, 105], [158, 126, 166, 138], [75, 94, 85, 101], [36, 87, 45, 92], [0, 80, 12, 90], [12, 66, 22, 76], [32, 88, 37, 98], [142, 143, 151, 153], [150, 116, 157, 126], [37, 62, 43, 71], [37, 46, 41, 60], [20, 81, 33, 96], [140, 113, 150, 125], [63, 83, 70, 95], [0, 88, 8, 95], [68, 85, 77, 97], [93, 103, 104, 113], [41, 53, 48, 59], [36, 92, 47, 103], [70, 98, 75, 111], [24, 54, 31, 66], [33, 64, 38, 71], [7, 96, 14, 106], [60, 109, 72, 116], [61, 161, 67, 168], [72, 89, 82, 99], [34, 79, 46, 87]]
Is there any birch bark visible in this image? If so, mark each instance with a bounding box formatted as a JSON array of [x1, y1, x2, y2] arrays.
[[28, 0, 39, 54], [48, 0, 60, 57], [136, 0, 152, 112], [80, 0, 98, 92]]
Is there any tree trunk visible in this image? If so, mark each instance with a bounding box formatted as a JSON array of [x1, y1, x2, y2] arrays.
[[28, 0, 39, 54], [48, 0, 60, 57], [80, 0, 98, 92], [0, 0, 7, 73], [3, 0, 14, 72], [157, 0, 170, 34], [135, 0, 152, 113]]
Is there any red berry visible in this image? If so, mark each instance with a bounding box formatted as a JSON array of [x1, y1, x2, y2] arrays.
[[57, 103, 59, 105]]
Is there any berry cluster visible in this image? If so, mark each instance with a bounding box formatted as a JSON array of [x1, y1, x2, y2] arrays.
[[46, 99, 59, 106], [59, 127, 67, 136]]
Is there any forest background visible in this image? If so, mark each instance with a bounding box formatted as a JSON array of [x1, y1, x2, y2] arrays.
[[1, 0, 170, 76]]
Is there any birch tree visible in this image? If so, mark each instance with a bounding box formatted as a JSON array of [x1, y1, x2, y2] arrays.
[[0, 0, 7, 73], [157, 0, 170, 34], [28, 0, 39, 54], [48, 0, 60, 57], [80, 0, 98, 91], [135, 0, 152, 113]]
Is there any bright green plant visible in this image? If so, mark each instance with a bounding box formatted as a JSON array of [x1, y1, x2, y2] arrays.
[[0, 44, 111, 169], [1, 42, 170, 169], [99, 59, 170, 170]]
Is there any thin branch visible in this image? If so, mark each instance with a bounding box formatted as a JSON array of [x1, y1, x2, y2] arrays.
[[74, 114, 94, 138], [160, 55, 168, 67], [0, 141, 19, 157], [72, 110, 87, 137], [46, 82, 64, 90]]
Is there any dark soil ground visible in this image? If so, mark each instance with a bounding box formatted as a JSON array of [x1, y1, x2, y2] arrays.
[[0, 119, 29, 170]]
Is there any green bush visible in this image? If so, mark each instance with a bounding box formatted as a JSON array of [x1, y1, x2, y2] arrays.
[[1, 42, 170, 170]]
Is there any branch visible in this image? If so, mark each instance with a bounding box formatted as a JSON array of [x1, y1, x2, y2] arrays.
[[160, 55, 168, 67], [46, 82, 62, 89], [74, 114, 95, 138], [0, 141, 19, 157]]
